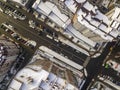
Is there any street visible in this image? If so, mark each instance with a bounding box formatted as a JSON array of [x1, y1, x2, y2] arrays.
[[81, 42, 116, 90], [0, 2, 88, 66]]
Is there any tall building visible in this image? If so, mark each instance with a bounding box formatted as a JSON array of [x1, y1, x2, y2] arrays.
[[0, 36, 19, 81], [32, 0, 120, 57], [8, 46, 85, 90]]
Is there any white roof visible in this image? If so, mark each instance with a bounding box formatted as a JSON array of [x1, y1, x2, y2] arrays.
[[67, 24, 96, 47], [75, 1, 120, 41], [8, 47, 80, 90], [9, 80, 22, 90], [40, 81, 51, 90], [48, 73, 56, 82], [83, 2, 93, 11], [49, 12, 65, 27], [56, 77, 66, 86], [94, 10, 109, 25], [10, 0, 28, 6], [52, 6, 69, 22], [112, 7, 120, 20], [15, 68, 49, 89], [76, 0, 86, 3], [33, 0, 69, 27], [37, 1, 54, 15], [65, 0, 77, 13], [39, 46, 83, 70], [66, 84, 77, 90]]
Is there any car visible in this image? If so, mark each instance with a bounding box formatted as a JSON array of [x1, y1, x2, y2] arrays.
[[54, 38, 59, 42], [11, 33, 17, 37], [9, 31, 14, 34], [38, 31, 43, 35], [19, 39, 27, 44], [0, 8, 3, 12], [46, 34, 53, 39]]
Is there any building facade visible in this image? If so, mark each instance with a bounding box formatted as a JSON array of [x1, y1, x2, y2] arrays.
[[0, 36, 19, 81]]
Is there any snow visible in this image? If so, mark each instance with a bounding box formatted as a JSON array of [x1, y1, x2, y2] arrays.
[[56, 77, 66, 86], [94, 10, 109, 25], [40, 81, 51, 90], [15, 68, 49, 89], [52, 6, 69, 22], [111, 21, 120, 29], [90, 19, 101, 27], [8, 47, 80, 90], [65, 0, 77, 13], [67, 24, 96, 47], [37, 1, 54, 15], [77, 9, 87, 17], [48, 73, 56, 82], [83, 2, 93, 11], [33, 0, 69, 28], [39, 46, 83, 70], [10, 0, 28, 6], [8, 80, 22, 90], [112, 7, 120, 20], [49, 12, 65, 27], [66, 84, 76, 90], [76, 0, 86, 3], [58, 36, 90, 55]]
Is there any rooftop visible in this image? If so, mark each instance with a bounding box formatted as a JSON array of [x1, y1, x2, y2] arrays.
[[10, 0, 29, 6], [8, 47, 84, 90]]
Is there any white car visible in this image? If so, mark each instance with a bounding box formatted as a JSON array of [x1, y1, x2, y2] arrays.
[[46, 35, 53, 39]]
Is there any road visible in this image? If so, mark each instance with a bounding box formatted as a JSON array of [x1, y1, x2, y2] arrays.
[[81, 42, 116, 90], [0, 3, 88, 66]]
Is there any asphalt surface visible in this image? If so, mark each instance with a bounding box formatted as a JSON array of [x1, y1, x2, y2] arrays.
[[0, 2, 88, 66], [81, 42, 116, 90]]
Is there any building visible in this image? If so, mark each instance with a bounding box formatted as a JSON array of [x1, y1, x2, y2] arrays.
[[32, 0, 120, 57], [0, 36, 19, 81], [9, 0, 29, 6], [90, 80, 115, 90], [8, 46, 85, 90], [9, 0, 35, 10]]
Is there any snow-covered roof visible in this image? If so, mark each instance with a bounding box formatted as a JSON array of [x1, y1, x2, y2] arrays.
[[83, 1, 94, 11], [9, 68, 49, 90], [67, 24, 96, 47], [32, 0, 70, 28], [10, 0, 28, 6], [75, 1, 119, 41], [9, 80, 22, 90], [56, 77, 66, 86], [47, 73, 56, 82], [65, 0, 78, 13], [77, 0, 86, 3], [39, 46, 83, 70], [9, 62, 79, 90]]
